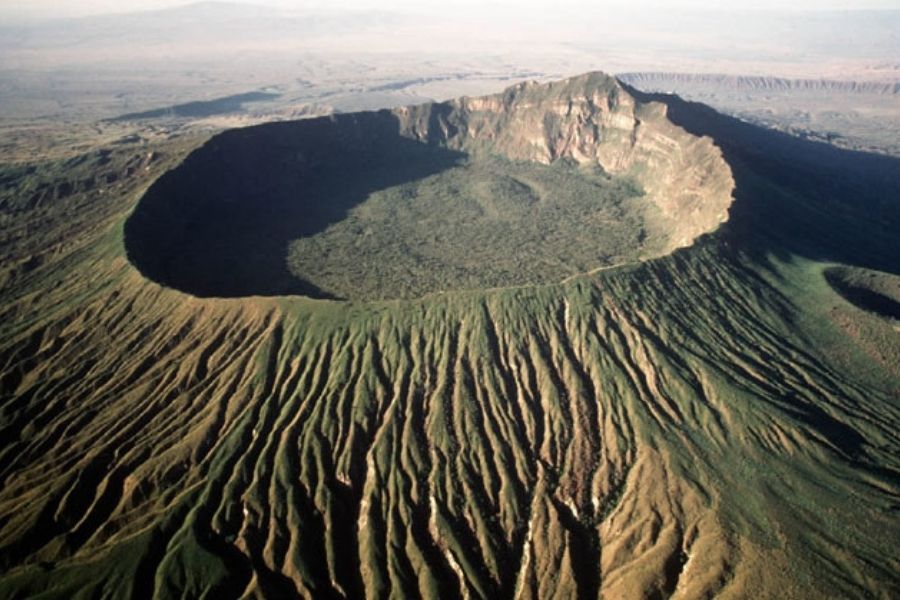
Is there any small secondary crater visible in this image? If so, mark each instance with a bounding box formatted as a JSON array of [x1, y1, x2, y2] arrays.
[[825, 266, 900, 321]]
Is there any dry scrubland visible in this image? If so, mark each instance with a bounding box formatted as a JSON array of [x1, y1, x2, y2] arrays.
[[0, 74, 898, 598]]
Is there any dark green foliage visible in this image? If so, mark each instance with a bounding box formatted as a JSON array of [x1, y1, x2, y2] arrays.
[[287, 155, 646, 300]]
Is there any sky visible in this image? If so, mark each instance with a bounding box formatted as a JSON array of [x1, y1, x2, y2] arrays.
[[2, 0, 900, 19]]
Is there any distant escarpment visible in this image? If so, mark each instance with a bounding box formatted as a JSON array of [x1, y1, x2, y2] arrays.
[[125, 72, 733, 300], [619, 72, 900, 95]]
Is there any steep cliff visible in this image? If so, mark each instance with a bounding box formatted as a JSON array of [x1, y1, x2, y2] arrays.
[[397, 72, 734, 252]]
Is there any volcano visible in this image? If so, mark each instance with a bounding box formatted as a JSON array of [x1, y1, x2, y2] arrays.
[[0, 72, 898, 599]]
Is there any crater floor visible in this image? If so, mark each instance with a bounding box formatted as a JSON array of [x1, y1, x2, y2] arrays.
[[288, 155, 651, 300]]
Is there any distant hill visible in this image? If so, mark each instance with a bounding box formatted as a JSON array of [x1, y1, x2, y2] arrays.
[[0, 2, 404, 62]]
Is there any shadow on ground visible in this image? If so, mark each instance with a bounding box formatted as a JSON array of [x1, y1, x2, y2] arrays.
[[110, 91, 280, 122]]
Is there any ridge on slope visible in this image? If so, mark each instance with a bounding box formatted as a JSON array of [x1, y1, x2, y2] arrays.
[[124, 72, 734, 301]]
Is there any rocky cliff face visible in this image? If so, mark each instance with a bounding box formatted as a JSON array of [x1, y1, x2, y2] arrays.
[[395, 72, 735, 253]]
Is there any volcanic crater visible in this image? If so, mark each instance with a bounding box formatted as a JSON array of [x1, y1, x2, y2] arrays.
[[125, 72, 734, 301]]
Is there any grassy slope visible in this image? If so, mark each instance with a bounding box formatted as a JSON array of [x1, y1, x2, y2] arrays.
[[0, 84, 898, 599]]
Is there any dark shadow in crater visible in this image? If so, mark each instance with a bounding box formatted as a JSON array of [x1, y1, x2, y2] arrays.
[[125, 110, 465, 299], [824, 269, 900, 320]]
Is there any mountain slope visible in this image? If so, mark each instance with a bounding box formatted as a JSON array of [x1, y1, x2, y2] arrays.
[[0, 73, 898, 599]]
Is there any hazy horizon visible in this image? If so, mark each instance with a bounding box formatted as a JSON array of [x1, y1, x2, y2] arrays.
[[3, 0, 900, 20], [1, 0, 897, 121]]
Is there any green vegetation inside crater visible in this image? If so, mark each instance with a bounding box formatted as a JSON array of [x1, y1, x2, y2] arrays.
[[287, 155, 648, 300]]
